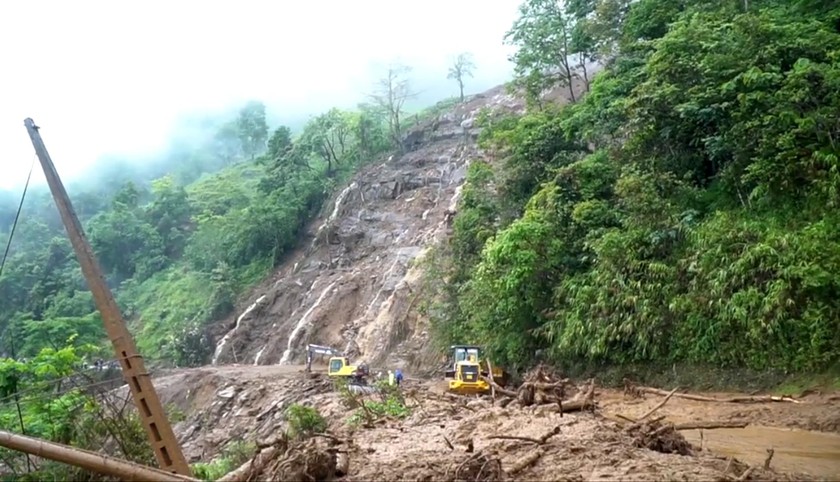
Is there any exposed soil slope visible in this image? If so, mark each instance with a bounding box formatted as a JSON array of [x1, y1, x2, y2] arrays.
[[208, 84, 535, 372]]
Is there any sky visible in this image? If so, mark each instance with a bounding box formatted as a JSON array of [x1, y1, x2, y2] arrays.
[[0, 0, 521, 190]]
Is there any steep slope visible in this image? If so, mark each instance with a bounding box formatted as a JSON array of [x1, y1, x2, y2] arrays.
[[209, 85, 529, 372]]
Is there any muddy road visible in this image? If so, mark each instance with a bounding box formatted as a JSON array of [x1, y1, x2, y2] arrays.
[[599, 389, 840, 478], [140, 364, 840, 480]]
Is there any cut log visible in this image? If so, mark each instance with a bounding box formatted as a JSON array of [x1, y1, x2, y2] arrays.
[[506, 448, 543, 476]]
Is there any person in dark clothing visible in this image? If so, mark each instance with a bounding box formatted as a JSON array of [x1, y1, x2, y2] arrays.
[[394, 369, 403, 386]]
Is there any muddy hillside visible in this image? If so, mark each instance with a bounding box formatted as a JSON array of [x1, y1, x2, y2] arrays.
[[209, 84, 536, 371]]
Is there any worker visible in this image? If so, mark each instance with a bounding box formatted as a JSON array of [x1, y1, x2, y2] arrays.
[[395, 368, 403, 386], [388, 370, 394, 386]]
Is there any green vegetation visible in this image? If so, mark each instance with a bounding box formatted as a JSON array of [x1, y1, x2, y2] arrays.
[[0, 96, 396, 367], [429, 0, 840, 376], [0, 343, 157, 480], [346, 393, 411, 427], [285, 403, 327, 438], [335, 380, 411, 427], [191, 440, 256, 481]]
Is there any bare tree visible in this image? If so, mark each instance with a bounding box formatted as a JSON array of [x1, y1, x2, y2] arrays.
[[369, 63, 417, 152], [447, 52, 476, 103]]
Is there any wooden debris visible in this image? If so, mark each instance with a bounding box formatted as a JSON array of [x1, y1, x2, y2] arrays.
[[483, 368, 594, 412], [447, 452, 502, 482], [625, 419, 694, 456], [637, 387, 678, 421], [764, 448, 774, 470], [487, 425, 560, 445], [735, 466, 754, 481], [486, 358, 497, 402], [674, 421, 748, 430], [506, 448, 544, 476], [627, 384, 801, 404]]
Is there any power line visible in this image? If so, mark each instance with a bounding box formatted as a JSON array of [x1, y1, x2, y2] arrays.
[[0, 155, 36, 279]]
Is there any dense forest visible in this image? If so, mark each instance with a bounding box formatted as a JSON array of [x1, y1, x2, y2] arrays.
[[0, 79, 422, 366], [427, 0, 840, 375]]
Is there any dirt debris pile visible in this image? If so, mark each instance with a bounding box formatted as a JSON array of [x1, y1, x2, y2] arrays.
[[218, 435, 339, 482], [487, 364, 595, 413], [198, 373, 822, 482], [625, 417, 694, 455], [448, 452, 503, 482], [142, 365, 838, 480]]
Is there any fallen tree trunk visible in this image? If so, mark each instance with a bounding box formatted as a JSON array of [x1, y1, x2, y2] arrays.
[[218, 447, 278, 482], [674, 421, 748, 430], [637, 387, 801, 404]]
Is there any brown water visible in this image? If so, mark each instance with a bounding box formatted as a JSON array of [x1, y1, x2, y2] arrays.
[[682, 425, 840, 479]]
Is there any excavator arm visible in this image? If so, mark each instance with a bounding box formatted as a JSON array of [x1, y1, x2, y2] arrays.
[[306, 344, 342, 372]]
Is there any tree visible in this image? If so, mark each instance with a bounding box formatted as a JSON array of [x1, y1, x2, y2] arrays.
[[236, 101, 269, 159], [214, 121, 241, 164], [145, 176, 192, 259], [266, 126, 293, 161], [300, 108, 354, 177], [505, 0, 577, 105], [448, 52, 476, 102], [369, 63, 416, 152], [353, 104, 390, 162]]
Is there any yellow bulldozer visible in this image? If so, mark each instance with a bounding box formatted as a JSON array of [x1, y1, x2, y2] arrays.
[[444, 345, 507, 395]]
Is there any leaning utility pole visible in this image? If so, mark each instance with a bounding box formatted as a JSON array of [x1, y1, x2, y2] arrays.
[[23, 118, 192, 477]]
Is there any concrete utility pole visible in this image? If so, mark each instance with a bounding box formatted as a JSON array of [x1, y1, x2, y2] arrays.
[[23, 118, 192, 477], [0, 430, 197, 482]]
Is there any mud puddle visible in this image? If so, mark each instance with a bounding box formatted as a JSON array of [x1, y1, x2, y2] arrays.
[[682, 425, 840, 478]]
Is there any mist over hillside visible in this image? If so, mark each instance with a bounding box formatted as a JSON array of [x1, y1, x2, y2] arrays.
[[0, 0, 520, 192]]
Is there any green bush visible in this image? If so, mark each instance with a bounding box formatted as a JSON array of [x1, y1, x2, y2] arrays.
[[285, 403, 327, 438]]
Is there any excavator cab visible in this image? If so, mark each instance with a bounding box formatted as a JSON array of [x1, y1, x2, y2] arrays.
[[328, 357, 350, 376]]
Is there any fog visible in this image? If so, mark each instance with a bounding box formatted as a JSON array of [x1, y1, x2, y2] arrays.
[[0, 0, 521, 190]]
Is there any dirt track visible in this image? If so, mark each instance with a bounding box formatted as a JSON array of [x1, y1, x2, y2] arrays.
[[144, 364, 840, 481]]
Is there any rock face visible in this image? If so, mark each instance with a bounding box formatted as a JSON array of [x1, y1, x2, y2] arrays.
[[210, 85, 527, 372]]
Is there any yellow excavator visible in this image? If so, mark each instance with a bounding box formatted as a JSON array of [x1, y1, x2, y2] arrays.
[[306, 344, 370, 385], [445, 345, 507, 395]]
